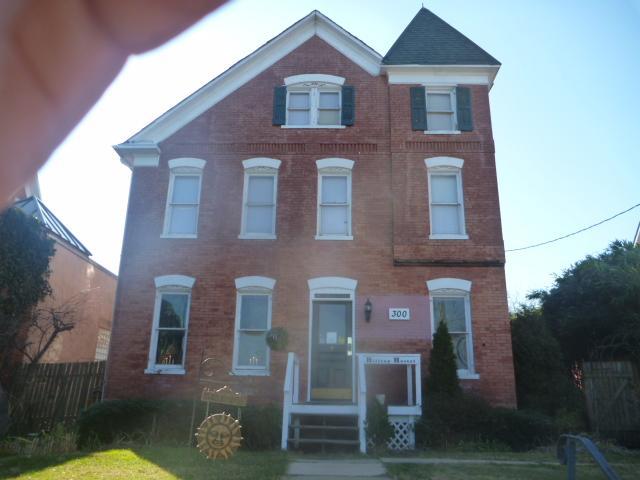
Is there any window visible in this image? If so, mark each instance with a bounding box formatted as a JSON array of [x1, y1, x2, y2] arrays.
[[146, 275, 195, 374], [233, 276, 275, 375], [426, 87, 457, 132], [95, 329, 111, 361], [282, 74, 347, 128], [427, 278, 477, 379], [425, 157, 467, 239], [316, 158, 354, 240], [162, 158, 206, 238], [240, 158, 281, 239], [410, 86, 472, 133]]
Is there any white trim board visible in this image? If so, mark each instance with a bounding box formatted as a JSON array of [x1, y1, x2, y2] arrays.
[[116, 11, 382, 155], [383, 65, 500, 89]]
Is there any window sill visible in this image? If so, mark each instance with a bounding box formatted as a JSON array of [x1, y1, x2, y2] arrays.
[[424, 130, 461, 135], [161, 234, 198, 239], [232, 369, 270, 377], [145, 367, 186, 375], [315, 235, 354, 241], [429, 234, 469, 240], [458, 371, 480, 380], [281, 125, 346, 129], [238, 234, 277, 240]]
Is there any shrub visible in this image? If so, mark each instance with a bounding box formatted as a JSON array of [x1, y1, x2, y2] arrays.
[[240, 404, 281, 450], [77, 399, 159, 448], [366, 400, 394, 447], [77, 399, 282, 451], [428, 318, 460, 396], [416, 392, 556, 451], [511, 305, 585, 418]]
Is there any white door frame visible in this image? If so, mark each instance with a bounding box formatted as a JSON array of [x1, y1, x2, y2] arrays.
[[307, 277, 357, 403]]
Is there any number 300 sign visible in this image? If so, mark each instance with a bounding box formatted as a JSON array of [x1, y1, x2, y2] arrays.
[[388, 308, 410, 320]]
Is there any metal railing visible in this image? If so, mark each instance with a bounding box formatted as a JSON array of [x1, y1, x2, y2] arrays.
[[557, 434, 621, 480]]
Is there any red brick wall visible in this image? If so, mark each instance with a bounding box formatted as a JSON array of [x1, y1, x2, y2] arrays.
[[29, 240, 117, 363], [105, 36, 516, 408]]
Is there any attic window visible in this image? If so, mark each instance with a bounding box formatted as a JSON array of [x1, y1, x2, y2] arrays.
[[273, 74, 354, 128]]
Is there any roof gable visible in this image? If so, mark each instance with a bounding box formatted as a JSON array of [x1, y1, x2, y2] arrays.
[[120, 11, 382, 147], [382, 8, 499, 66]]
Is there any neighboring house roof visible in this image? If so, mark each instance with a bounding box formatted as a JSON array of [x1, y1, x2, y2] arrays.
[[382, 7, 500, 66], [116, 10, 382, 148], [14, 196, 92, 257]]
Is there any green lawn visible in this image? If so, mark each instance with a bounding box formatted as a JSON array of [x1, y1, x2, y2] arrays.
[[386, 462, 638, 480], [0, 447, 288, 480]]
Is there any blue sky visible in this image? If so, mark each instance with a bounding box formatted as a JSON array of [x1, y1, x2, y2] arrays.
[[39, 0, 640, 305]]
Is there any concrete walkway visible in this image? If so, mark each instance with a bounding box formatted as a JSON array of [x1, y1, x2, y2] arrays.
[[380, 457, 559, 466], [283, 459, 390, 480]]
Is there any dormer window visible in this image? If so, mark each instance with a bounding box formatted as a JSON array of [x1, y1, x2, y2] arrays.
[[273, 74, 354, 128]]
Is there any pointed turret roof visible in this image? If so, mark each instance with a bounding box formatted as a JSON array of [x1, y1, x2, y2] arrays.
[[383, 8, 500, 66]]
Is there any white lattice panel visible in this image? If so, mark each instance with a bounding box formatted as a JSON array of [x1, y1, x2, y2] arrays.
[[387, 415, 416, 450]]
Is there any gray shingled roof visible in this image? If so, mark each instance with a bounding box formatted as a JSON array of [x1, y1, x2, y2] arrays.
[[14, 196, 91, 256], [383, 8, 500, 66]]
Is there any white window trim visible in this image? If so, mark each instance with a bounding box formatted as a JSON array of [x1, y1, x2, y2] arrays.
[[239, 158, 281, 240], [425, 156, 468, 240], [285, 74, 345, 86], [424, 86, 460, 135], [145, 275, 196, 375], [307, 277, 357, 402], [427, 278, 478, 380], [232, 276, 276, 376], [284, 76, 344, 129], [161, 158, 206, 239], [315, 159, 354, 240]]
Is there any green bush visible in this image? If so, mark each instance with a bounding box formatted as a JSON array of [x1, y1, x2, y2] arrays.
[[366, 400, 394, 447], [511, 305, 586, 418], [239, 404, 281, 450], [428, 315, 461, 396], [77, 399, 159, 448], [77, 399, 282, 451], [416, 392, 556, 451]]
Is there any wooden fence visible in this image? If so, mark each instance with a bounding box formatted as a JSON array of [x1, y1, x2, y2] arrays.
[[9, 361, 105, 433], [583, 361, 640, 434]]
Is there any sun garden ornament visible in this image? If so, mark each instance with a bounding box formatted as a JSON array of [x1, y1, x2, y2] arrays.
[[266, 326, 288, 351], [196, 413, 242, 459]]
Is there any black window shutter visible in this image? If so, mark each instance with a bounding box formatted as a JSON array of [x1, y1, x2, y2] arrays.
[[341, 85, 355, 126], [410, 87, 427, 131], [272, 86, 287, 126], [456, 86, 473, 132]]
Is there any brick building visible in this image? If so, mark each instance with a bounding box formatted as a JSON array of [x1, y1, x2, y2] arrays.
[[106, 8, 516, 451], [13, 188, 117, 363]]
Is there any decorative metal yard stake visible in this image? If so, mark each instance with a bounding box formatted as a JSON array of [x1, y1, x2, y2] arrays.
[[196, 412, 242, 459], [189, 353, 248, 460]]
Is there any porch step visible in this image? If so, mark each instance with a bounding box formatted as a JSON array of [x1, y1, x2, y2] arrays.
[[288, 438, 360, 446], [288, 413, 360, 453], [293, 425, 358, 432]]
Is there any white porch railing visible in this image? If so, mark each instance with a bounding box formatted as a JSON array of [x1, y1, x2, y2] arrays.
[[281, 352, 421, 453], [281, 352, 300, 450]]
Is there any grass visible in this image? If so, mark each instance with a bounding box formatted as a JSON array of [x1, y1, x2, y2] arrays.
[[1, 443, 639, 479], [386, 462, 639, 479], [0, 446, 288, 480]]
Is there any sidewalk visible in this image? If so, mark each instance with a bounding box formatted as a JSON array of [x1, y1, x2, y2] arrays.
[[282, 459, 390, 480]]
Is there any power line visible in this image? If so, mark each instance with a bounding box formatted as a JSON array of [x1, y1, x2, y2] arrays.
[[505, 202, 640, 253]]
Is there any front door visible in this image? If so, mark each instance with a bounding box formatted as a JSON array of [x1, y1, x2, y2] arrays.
[[311, 301, 353, 401]]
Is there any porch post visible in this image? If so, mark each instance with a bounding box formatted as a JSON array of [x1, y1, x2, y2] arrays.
[[407, 365, 414, 406]]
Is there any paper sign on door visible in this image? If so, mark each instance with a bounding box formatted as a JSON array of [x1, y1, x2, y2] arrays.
[[326, 332, 338, 344]]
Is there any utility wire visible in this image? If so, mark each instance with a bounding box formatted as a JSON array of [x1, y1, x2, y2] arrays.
[[505, 202, 640, 253]]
